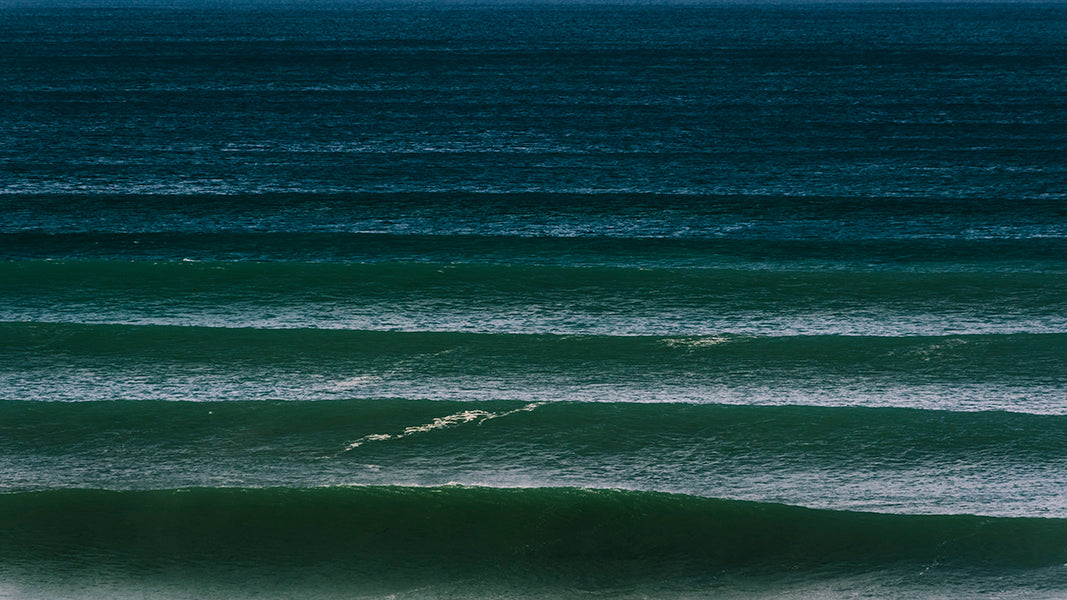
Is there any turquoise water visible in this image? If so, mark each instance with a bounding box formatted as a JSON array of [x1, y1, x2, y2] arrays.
[[2, 3, 1067, 598]]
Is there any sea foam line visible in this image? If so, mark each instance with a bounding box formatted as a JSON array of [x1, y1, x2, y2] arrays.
[[343, 403, 542, 451]]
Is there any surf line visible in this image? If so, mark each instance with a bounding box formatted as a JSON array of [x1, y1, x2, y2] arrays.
[[342, 403, 543, 452]]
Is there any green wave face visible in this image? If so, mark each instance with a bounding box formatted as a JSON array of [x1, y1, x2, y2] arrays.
[[2, 486, 1066, 594], [3, 322, 1065, 412], [2, 400, 1066, 519], [6, 321, 1067, 376], [3, 259, 1067, 335]]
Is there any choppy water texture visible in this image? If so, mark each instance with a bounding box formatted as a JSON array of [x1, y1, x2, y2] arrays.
[[2, 2, 1067, 599]]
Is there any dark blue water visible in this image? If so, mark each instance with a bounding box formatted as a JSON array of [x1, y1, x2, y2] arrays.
[[3, 3, 1067, 198], [2, 3, 1067, 598]]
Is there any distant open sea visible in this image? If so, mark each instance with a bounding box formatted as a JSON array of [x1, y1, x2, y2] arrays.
[[2, 2, 1067, 598]]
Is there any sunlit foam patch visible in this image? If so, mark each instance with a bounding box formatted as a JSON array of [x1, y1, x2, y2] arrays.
[[343, 403, 541, 451], [329, 376, 382, 390], [659, 335, 740, 349], [890, 337, 971, 361]]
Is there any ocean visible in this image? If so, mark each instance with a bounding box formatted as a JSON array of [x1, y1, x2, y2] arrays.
[[1, 2, 1067, 598]]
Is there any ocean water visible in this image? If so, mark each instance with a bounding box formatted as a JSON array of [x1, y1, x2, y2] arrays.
[[2, 2, 1067, 598]]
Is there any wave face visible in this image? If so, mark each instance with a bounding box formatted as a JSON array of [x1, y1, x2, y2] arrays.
[[4, 259, 1067, 335], [4, 3, 1067, 599], [2, 399, 1066, 518], [3, 486, 1067, 600], [3, 322, 1065, 412]]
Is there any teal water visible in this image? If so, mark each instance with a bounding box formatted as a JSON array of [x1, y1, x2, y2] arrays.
[[4, 260, 1067, 335], [3, 3, 1067, 598], [4, 322, 1066, 411], [2, 400, 1066, 519]]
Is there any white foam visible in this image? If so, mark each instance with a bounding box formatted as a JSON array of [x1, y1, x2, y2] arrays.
[[344, 403, 541, 451]]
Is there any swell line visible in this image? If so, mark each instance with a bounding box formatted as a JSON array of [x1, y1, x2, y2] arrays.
[[5, 258, 1067, 296], [4, 192, 1067, 238], [2, 486, 1065, 569], [2, 399, 1065, 517], [4, 232, 1067, 271], [4, 321, 1065, 377], [3, 399, 1064, 464], [4, 259, 1066, 335], [4, 321, 1063, 411]]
